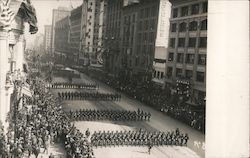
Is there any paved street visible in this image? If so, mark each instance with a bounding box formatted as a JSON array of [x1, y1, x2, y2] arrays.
[[51, 71, 205, 158]]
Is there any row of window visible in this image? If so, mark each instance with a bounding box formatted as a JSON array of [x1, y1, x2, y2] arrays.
[[124, 14, 136, 24], [168, 53, 206, 65], [137, 18, 156, 31], [107, 20, 121, 31], [169, 37, 207, 48], [137, 32, 155, 44], [153, 70, 164, 79], [108, 1, 122, 13], [108, 12, 122, 23], [171, 19, 207, 32], [172, 2, 207, 18], [136, 44, 154, 55], [139, 5, 158, 19], [167, 67, 205, 82]]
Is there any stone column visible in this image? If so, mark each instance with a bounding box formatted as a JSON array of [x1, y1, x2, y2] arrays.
[[3, 86, 13, 134], [0, 30, 9, 130], [206, 1, 249, 157], [15, 34, 24, 72]]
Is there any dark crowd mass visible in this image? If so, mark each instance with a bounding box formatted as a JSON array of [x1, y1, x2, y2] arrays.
[[3, 76, 95, 158], [90, 128, 189, 147], [58, 91, 122, 101], [67, 109, 151, 122], [49, 82, 98, 90]]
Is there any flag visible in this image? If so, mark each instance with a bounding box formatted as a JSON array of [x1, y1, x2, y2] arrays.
[[19, 0, 38, 34]]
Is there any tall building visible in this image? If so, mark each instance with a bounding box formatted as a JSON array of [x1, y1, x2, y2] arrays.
[[44, 25, 52, 53], [51, 7, 70, 55], [80, 0, 106, 66], [152, 0, 171, 86], [104, 0, 123, 75], [165, 0, 207, 105], [54, 16, 70, 64], [120, 0, 161, 81], [69, 6, 82, 63]]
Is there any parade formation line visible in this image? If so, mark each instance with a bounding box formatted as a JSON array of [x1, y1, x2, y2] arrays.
[[51, 71, 204, 158]]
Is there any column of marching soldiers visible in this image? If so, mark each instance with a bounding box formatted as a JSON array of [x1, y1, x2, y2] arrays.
[[52, 82, 189, 149]]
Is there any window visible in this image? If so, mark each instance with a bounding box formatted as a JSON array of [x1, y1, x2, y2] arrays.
[[167, 67, 173, 78], [178, 38, 185, 47], [199, 37, 207, 48], [171, 23, 177, 32], [189, 21, 198, 31], [196, 71, 205, 82], [157, 71, 160, 78], [177, 53, 184, 63], [176, 68, 183, 78], [188, 38, 196, 47], [191, 4, 200, 15], [198, 54, 206, 65], [160, 72, 164, 79], [145, 20, 148, 30], [138, 21, 142, 30], [149, 45, 153, 54], [140, 9, 143, 18], [185, 70, 193, 79], [135, 57, 139, 66], [150, 19, 155, 30], [170, 38, 176, 48], [179, 22, 187, 32], [146, 7, 150, 18], [149, 32, 154, 43], [151, 6, 157, 17], [201, 19, 207, 30], [137, 45, 141, 53], [181, 6, 189, 16], [186, 54, 195, 64], [173, 8, 178, 18], [143, 33, 147, 42], [168, 52, 174, 61], [202, 2, 208, 13]]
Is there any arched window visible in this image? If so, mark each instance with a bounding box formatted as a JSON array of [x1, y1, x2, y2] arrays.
[[179, 22, 187, 32], [201, 19, 207, 30], [189, 21, 198, 31]]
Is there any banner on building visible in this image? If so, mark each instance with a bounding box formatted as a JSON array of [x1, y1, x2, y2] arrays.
[[155, 0, 171, 48]]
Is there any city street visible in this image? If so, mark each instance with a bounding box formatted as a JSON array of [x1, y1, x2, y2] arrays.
[[51, 70, 205, 158]]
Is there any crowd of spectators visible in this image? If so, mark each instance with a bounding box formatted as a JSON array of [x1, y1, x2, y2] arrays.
[[88, 71, 205, 133], [2, 75, 95, 158]]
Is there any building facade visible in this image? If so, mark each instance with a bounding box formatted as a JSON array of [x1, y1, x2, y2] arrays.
[[44, 25, 52, 54], [152, 0, 171, 86], [69, 6, 82, 64], [54, 16, 70, 64], [0, 1, 37, 134], [80, 0, 106, 66], [51, 7, 70, 55], [122, 0, 161, 81], [165, 0, 207, 105], [104, 0, 123, 76]]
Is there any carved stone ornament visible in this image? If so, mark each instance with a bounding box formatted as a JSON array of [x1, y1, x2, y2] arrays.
[[0, 0, 16, 30], [0, 0, 38, 34]]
